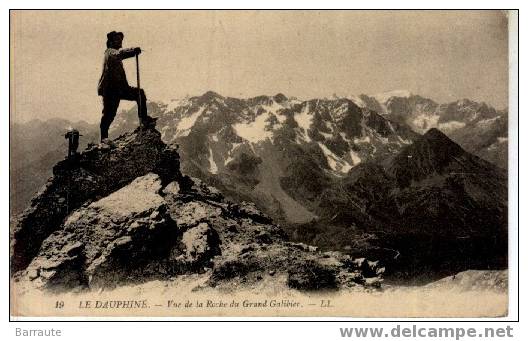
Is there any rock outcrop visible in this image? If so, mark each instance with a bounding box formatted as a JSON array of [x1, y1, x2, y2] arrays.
[[25, 173, 179, 290], [13, 124, 383, 292], [11, 127, 182, 273]]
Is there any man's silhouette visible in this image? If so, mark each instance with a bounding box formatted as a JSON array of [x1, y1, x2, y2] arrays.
[[97, 31, 154, 142]]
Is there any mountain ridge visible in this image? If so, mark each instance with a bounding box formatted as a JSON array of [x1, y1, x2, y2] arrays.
[[12, 124, 385, 292], [11, 92, 508, 281]]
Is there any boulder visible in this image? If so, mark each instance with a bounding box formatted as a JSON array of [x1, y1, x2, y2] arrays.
[[24, 174, 180, 290], [180, 222, 221, 265]]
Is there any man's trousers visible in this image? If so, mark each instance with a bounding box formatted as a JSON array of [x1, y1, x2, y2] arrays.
[[100, 86, 147, 140]]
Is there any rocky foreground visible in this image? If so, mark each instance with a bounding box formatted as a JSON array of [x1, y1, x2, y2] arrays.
[[11, 125, 384, 293]]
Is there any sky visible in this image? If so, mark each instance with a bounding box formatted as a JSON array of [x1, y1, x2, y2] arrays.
[[11, 10, 510, 123]]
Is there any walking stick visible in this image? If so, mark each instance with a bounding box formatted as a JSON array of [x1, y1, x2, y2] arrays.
[[136, 53, 142, 119]]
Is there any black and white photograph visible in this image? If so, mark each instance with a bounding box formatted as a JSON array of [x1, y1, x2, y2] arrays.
[[8, 9, 517, 319]]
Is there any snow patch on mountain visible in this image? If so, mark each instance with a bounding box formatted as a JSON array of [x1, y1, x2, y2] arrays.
[[166, 97, 190, 112], [295, 130, 311, 144], [320, 131, 333, 139], [477, 116, 501, 128], [231, 99, 292, 144], [233, 112, 274, 143], [411, 114, 440, 133], [208, 147, 218, 174], [438, 121, 466, 132], [331, 102, 350, 122], [224, 142, 242, 166], [374, 90, 412, 104], [160, 125, 170, 141], [348, 95, 367, 108], [349, 150, 361, 166], [354, 136, 371, 144], [486, 136, 508, 153], [176, 106, 206, 137], [396, 135, 412, 145], [387, 121, 397, 134], [294, 104, 314, 132], [318, 142, 353, 174]]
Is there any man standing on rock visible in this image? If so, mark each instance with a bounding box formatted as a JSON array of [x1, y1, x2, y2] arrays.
[[97, 31, 155, 142]]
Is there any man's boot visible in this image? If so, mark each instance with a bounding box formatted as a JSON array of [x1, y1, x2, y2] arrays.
[[140, 115, 157, 128], [100, 127, 108, 142], [100, 137, 116, 148]]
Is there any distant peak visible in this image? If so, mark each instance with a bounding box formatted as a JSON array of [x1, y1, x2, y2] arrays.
[[388, 127, 468, 187], [421, 128, 462, 149], [423, 127, 446, 138], [201, 91, 224, 100], [457, 98, 473, 105], [373, 90, 413, 103], [273, 93, 288, 103], [412, 128, 465, 157]]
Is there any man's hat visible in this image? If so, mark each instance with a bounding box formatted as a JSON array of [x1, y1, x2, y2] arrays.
[[106, 31, 124, 40]]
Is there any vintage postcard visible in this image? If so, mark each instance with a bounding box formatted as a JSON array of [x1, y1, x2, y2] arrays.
[[9, 10, 514, 318]]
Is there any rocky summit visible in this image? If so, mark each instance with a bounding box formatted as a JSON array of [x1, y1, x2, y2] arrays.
[[12, 124, 383, 292], [11, 127, 182, 273]]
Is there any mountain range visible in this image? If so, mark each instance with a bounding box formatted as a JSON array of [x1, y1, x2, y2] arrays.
[[10, 91, 508, 279], [357, 91, 508, 168]]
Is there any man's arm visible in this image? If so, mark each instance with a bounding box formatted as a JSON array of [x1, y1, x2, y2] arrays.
[[108, 47, 139, 60]]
